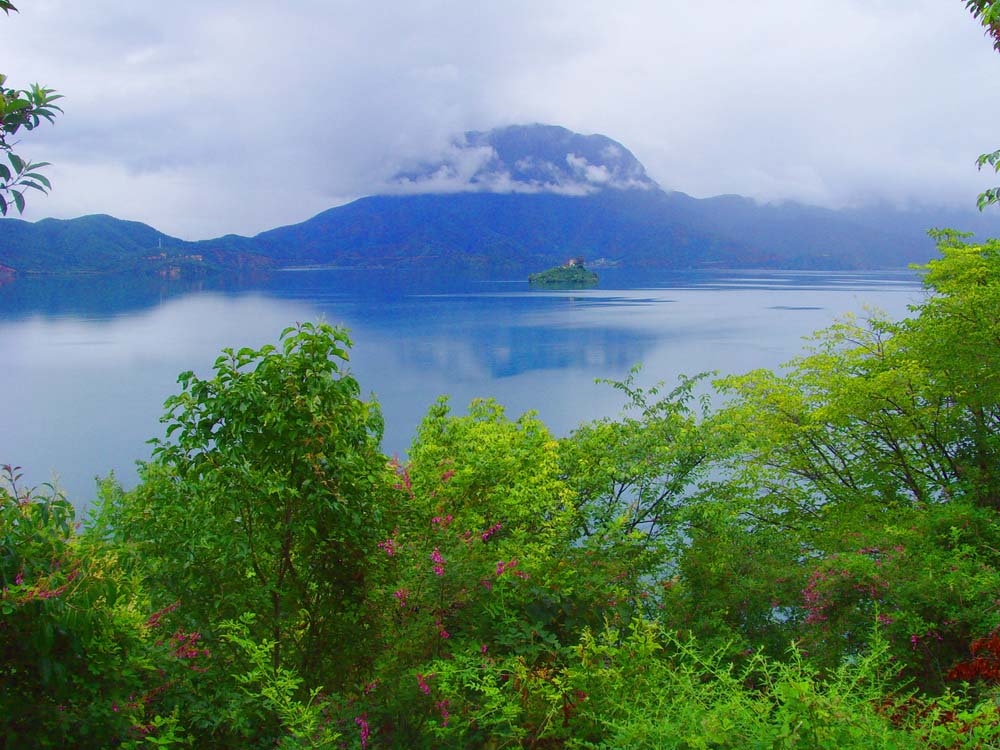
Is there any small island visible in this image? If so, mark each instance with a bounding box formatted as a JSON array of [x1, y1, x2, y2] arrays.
[[528, 257, 599, 288]]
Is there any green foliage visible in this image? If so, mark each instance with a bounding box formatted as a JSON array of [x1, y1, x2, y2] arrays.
[[561, 368, 715, 567], [1, 2, 62, 216], [112, 323, 393, 722], [218, 615, 341, 749], [0, 467, 193, 749], [966, 0, 1000, 51], [361, 398, 587, 745], [567, 620, 948, 750], [687, 232, 1000, 683]]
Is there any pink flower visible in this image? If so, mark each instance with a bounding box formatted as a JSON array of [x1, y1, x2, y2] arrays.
[[437, 699, 451, 727], [391, 459, 413, 494], [377, 536, 397, 557], [496, 558, 527, 578], [481, 522, 502, 542], [417, 673, 433, 695], [431, 548, 445, 576], [355, 715, 370, 750]]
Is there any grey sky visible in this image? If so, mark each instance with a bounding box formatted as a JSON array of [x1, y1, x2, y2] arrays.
[[3, 0, 999, 239]]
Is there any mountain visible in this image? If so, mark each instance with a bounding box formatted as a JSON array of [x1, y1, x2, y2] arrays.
[[392, 124, 658, 194], [2, 124, 999, 275]]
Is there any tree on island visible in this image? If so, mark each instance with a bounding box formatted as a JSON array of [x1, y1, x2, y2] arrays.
[[0, 1, 61, 216]]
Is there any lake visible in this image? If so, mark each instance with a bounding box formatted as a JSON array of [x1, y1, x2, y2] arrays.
[[0, 268, 925, 508]]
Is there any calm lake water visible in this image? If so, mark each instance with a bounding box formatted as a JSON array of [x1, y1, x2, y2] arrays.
[[0, 268, 924, 508]]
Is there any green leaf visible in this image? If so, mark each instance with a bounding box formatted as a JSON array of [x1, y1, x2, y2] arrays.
[[8, 152, 24, 174], [22, 172, 50, 189], [12, 189, 24, 213]]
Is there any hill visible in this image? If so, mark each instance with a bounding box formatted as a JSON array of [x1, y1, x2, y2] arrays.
[[0, 214, 271, 275]]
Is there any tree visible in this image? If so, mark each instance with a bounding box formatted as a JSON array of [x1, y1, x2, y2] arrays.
[[113, 323, 393, 689], [693, 231, 1000, 683], [1, 1, 62, 216]]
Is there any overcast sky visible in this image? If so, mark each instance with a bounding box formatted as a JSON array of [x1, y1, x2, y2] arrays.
[[3, 0, 1000, 239]]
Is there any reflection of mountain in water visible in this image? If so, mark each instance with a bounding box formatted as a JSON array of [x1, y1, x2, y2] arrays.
[[0, 273, 271, 321], [395, 324, 654, 380]]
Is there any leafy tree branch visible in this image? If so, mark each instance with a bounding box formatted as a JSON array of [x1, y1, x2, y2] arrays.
[[965, 1, 1000, 208], [0, 2, 62, 216]]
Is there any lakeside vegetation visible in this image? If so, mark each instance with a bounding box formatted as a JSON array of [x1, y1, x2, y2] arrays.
[[4, 231, 1000, 748]]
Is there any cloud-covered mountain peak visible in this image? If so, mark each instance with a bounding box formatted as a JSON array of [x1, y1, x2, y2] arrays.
[[388, 124, 658, 196]]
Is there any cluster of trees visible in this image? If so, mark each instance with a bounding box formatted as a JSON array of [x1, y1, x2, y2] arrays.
[[4, 232, 1000, 748]]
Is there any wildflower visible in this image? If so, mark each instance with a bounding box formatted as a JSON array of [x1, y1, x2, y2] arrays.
[[355, 714, 370, 750], [417, 673, 433, 695], [377, 536, 397, 557], [391, 459, 413, 495], [496, 558, 528, 579], [431, 548, 445, 576], [437, 699, 451, 727], [146, 600, 181, 628], [481, 522, 502, 542]]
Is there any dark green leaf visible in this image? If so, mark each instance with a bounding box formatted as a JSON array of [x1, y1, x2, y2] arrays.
[[23, 172, 50, 189]]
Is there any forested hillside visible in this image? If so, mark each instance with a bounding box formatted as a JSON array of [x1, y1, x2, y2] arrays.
[[4, 232, 1000, 748]]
